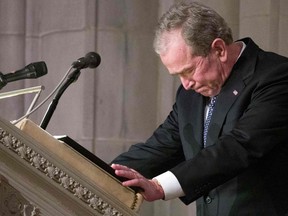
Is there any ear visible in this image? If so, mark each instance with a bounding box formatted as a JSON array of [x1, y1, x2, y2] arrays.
[[211, 38, 227, 62]]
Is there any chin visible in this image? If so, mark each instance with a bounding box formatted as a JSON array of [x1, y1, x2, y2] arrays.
[[200, 90, 219, 97], [198, 91, 210, 97]]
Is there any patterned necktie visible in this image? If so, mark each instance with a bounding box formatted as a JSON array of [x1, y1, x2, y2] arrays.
[[203, 96, 217, 147]]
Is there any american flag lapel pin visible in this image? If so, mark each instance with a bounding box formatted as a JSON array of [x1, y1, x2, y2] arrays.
[[233, 90, 238, 95]]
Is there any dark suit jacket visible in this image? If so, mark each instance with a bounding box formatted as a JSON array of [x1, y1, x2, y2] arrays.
[[112, 38, 288, 216]]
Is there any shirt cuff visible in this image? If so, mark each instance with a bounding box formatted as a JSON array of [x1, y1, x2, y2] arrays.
[[153, 171, 185, 200]]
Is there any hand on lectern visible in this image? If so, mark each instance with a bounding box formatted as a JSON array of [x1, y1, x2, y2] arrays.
[[111, 164, 164, 201]]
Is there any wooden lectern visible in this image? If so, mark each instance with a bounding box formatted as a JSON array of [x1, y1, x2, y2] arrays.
[[0, 117, 143, 216]]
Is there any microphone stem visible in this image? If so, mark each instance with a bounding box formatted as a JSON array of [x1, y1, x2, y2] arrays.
[[0, 72, 7, 90], [40, 69, 81, 130]]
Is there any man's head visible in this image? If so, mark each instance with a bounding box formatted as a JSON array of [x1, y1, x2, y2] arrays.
[[154, 1, 239, 97], [154, 1, 233, 56]]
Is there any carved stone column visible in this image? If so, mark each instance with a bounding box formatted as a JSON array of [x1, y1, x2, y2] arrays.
[[0, 175, 40, 216]]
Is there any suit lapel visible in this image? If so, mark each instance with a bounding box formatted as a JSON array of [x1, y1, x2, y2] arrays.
[[205, 69, 245, 147], [181, 91, 206, 157], [191, 94, 206, 148], [205, 38, 259, 147]]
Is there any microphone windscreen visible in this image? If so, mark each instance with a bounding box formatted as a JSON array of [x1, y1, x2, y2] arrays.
[[72, 52, 101, 69], [26, 61, 48, 77], [85, 52, 101, 69]]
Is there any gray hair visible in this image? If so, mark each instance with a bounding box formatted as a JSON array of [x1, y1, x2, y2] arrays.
[[153, 1, 233, 56]]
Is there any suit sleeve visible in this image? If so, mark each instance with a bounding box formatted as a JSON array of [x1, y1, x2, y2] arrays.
[[111, 89, 185, 178]]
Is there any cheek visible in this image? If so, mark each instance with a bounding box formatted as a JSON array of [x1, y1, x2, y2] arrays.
[[195, 71, 222, 91], [204, 64, 222, 83], [193, 68, 216, 83]]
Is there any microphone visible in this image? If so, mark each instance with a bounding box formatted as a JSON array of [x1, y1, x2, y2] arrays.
[[39, 52, 101, 129], [72, 52, 101, 69], [0, 61, 48, 90]]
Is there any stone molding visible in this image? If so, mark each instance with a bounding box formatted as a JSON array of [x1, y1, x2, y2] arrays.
[[0, 175, 40, 216], [0, 117, 141, 216]]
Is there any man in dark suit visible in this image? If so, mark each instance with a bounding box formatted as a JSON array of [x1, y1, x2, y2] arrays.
[[111, 1, 288, 215]]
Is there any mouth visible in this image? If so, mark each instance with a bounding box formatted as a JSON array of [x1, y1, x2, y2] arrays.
[[193, 86, 212, 96], [193, 86, 204, 93]]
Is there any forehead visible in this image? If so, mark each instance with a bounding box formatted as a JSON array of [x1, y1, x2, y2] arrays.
[[160, 30, 194, 74]]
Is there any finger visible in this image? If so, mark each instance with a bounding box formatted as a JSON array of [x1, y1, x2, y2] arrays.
[[114, 169, 141, 180], [111, 163, 129, 170], [122, 178, 151, 193], [122, 178, 142, 187], [111, 164, 141, 178]]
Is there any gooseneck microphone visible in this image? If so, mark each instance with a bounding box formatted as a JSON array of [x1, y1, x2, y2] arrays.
[[40, 52, 101, 129], [72, 52, 101, 70], [0, 61, 48, 90]]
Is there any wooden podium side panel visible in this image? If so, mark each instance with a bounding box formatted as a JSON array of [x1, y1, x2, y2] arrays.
[[0, 117, 142, 216]]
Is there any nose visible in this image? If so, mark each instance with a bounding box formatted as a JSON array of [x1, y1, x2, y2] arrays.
[[180, 77, 193, 90]]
